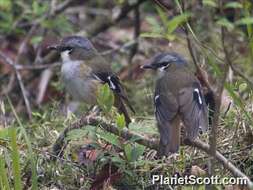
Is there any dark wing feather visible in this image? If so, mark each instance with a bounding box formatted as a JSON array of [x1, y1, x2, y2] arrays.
[[204, 90, 215, 127], [93, 72, 135, 113], [178, 82, 208, 140], [93, 72, 121, 92], [154, 84, 180, 156], [92, 72, 134, 125]]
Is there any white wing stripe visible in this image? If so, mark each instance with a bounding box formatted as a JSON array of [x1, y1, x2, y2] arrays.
[[108, 76, 116, 90], [194, 88, 203, 105]]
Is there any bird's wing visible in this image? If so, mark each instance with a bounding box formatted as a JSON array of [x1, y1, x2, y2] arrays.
[[92, 71, 135, 113], [178, 82, 208, 140], [154, 85, 180, 155]]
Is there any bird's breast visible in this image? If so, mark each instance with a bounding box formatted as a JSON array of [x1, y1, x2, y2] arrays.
[[158, 69, 196, 97], [61, 61, 100, 104]]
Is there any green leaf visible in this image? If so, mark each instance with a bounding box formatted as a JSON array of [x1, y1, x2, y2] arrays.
[[156, 6, 168, 27], [131, 144, 145, 161], [42, 15, 73, 34], [235, 17, 253, 25], [32, 111, 42, 118], [145, 16, 163, 33], [6, 96, 38, 189], [0, 156, 11, 190], [32, 1, 48, 16], [129, 136, 143, 143], [216, 18, 234, 30], [9, 128, 22, 190], [202, 0, 218, 8], [98, 132, 121, 148], [165, 34, 176, 41], [140, 32, 164, 39], [116, 114, 126, 130], [224, 2, 243, 9], [129, 120, 158, 135], [238, 82, 247, 92], [124, 144, 132, 161], [111, 155, 125, 165], [0, 0, 11, 11], [0, 127, 11, 139], [66, 129, 88, 141], [166, 12, 192, 34], [0, 12, 13, 34], [31, 36, 43, 45], [97, 84, 114, 113], [124, 143, 145, 162]]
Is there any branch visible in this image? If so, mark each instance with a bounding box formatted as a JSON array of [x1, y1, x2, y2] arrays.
[[88, 0, 147, 37], [52, 115, 253, 189], [128, 4, 140, 64], [0, 51, 32, 119], [52, 115, 158, 157], [205, 1, 229, 179], [185, 139, 253, 188]]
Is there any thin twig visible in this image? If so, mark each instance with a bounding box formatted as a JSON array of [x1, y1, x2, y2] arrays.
[[0, 51, 32, 119], [15, 70, 32, 119], [1, 61, 61, 70], [13, 25, 39, 119]]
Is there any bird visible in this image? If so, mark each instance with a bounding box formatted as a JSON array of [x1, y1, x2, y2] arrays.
[[141, 52, 208, 156], [48, 36, 134, 125]]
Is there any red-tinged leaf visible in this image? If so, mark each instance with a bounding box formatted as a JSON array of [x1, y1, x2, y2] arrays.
[[77, 145, 98, 166]]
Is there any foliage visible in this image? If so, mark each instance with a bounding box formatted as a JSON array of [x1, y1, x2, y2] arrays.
[[0, 128, 22, 190], [97, 84, 115, 113], [0, 0, 73, 36], [141, 6, 192, 40]]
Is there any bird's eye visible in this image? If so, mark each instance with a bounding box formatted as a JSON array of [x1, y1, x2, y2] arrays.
[[158, 62, 170, 71], [62, 46, 73, 52]]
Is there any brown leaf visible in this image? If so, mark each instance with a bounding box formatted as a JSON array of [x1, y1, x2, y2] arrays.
[[190, 165, 206, 176]]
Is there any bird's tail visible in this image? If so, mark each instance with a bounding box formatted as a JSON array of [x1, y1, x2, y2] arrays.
[[158, 117, 180, 157], [114, 94, 132, 126], [204, 90, 215, 127]]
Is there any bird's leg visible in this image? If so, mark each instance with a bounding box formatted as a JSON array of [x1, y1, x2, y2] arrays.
[[87, 105, 101, 115], [85, 105, 101, 124], [167, 153, 180, 160], [66, 101, 80, 118]]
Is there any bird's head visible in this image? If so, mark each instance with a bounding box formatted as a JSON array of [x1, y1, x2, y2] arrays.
[[141, 52, 187, 72], [48, 36, 96, 62]]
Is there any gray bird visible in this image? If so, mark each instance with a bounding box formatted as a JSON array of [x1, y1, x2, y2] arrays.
[[141, 52, 208, 156], [49, 36, 134, 125]]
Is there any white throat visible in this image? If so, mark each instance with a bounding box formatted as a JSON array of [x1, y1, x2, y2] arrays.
[[61, 50, 72, 63]]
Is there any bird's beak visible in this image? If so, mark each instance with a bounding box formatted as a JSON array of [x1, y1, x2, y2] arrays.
[[47, 44, 61, 51], [140, 61, 155, 69]]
